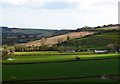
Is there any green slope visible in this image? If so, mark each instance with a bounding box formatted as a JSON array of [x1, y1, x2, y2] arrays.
[[58, 31, 119, 50]]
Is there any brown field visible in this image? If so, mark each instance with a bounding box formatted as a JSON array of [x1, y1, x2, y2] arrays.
[[20, 31, 95, 47]]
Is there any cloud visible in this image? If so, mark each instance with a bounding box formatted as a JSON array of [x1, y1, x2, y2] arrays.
[[0, 0, 119, 29], [1, 0, 30, 5], [1, 0, 79, 10], [41, 2, 79, 10], [1, 0, 119, 10], [1, 0, 76, 5]]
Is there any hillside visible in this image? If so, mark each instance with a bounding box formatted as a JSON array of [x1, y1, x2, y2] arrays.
[[18, 24, 119, 47], [58, 31, 119, 50], [20, 31, 95, 47], [1, 27, 71, 45], [2, 24, 119, 46]]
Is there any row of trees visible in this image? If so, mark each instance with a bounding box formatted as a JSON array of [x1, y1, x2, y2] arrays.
[[15, 44, 60, 52], [14, 43, 120, 52], [77, 24, 119, 31], [1, 43, 119, 60]]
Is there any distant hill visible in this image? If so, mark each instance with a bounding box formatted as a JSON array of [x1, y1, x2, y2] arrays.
[[76, 24, 119, 32], [1, 27, 71, 45], [19, 24, 120, 47], [1, 24, 119, 46]]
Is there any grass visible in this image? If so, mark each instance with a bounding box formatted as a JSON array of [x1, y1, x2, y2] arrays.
[[2, 51, 119, 82], [59, 31, 119, 49], [3, 58, 118, 81], [2, 52, 119, 63]]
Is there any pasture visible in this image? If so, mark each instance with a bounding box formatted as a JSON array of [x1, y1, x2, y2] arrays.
[[2, 51, 119, 63], [3, 58, 118, 82], [59, 31, 119, 49], [2, 51, 119, 82]]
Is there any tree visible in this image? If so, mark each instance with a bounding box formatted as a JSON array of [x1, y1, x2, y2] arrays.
[[2, 47, 15, 60], [106, 44, 115, 52], [82, 26, 90, 31], [9, 47, 15, 56], [15, 45, 26, 52], [67, 35, 70, 41], [47, 44, 59, 51], [113, 44, 120, 52], [2, 49, 10, 60]]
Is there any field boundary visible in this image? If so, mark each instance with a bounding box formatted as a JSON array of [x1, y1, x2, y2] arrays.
[[3, 74, 119, 83]]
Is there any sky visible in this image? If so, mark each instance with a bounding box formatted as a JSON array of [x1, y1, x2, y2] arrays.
[[0, 0, 119, 29]]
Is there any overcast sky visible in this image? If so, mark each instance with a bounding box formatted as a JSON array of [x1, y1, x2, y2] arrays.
[[0, 0, 119, 29]]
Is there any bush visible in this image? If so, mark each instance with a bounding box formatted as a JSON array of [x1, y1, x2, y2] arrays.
[[2, 49, 15, 60], [75, 56, 80, 61]]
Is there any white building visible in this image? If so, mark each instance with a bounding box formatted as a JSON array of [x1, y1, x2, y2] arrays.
[[94, 50, 109, 54]]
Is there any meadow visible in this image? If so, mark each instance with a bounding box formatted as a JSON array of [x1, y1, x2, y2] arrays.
[[2, 51, 119, 63], [3, 58, 118, 82], [2, 51, 119, 82]]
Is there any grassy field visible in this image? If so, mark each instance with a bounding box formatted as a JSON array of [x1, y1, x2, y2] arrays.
[[3, 58, 118, 82], [2, 52, 119, 63], [59, 31, 119, 49], [2, 51, 119, 82]]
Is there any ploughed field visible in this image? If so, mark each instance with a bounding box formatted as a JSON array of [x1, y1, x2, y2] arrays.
[[2, 51, 119, 82]]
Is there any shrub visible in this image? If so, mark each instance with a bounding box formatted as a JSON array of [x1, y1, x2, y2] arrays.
[[75, 56, 80, 61]]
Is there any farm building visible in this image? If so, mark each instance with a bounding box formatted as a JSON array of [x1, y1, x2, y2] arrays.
[[94, 50, 109, 54]]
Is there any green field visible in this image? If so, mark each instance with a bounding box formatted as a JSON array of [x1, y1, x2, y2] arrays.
[[2, 52, 119, 63], [3, 58, 118, 82], [2, 51, 119, 82], [59, 31, 119, 49], [2, 51, 119, 84]]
